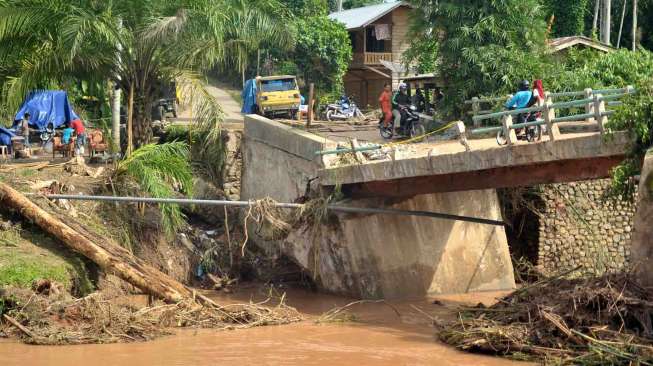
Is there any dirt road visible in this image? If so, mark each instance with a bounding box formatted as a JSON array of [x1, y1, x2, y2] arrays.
[[176, 82, 244, 129]]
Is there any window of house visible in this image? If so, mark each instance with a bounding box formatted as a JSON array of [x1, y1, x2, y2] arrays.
[[365, 27, 389, 53]]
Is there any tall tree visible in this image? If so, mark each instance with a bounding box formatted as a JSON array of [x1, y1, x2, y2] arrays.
[[632, 0, 638, 50], [0, 0, 292, 148], [601, 0, 612, 44], [407, 0, 547, 116]]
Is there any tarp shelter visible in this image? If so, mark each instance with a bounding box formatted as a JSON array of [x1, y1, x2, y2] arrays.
[[241, 79, 257, 114], [0, 127, 15, 148], [13, 90, 80, 131]]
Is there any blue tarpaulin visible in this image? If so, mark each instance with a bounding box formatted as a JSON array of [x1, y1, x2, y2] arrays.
[[241, 79, 257, 114], [13, 90, 80, 131], [0, 127, 15, 148]]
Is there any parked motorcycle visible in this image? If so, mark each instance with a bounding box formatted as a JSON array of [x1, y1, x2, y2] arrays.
[[325, 96, 364, 122], [496, 112, 542, 145], [379, 105, 425, 140]]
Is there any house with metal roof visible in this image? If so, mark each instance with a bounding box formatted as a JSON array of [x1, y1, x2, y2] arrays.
[[329, 1, 413, 107]]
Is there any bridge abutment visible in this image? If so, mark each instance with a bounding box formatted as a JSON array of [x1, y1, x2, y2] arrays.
[[241, 115, 515, 298]]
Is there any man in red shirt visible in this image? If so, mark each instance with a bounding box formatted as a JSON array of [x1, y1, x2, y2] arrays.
[[70, 119, 86, 155], [378, 83, 392, 128]]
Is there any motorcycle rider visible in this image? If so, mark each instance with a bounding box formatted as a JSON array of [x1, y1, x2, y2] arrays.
[[392, 83, 412, 133], [505, 80, 533, 124]]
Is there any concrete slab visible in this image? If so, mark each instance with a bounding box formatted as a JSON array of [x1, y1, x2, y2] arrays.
[[320, 132, 632, 197]]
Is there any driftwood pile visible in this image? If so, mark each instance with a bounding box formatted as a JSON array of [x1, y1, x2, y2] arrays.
[[0, 182, 302, 344], [1, 286, 300, 345], [440, 271, 653, 365]]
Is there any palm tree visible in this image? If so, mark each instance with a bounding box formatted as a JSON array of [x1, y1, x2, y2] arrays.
[[0, 0, 292, 149]]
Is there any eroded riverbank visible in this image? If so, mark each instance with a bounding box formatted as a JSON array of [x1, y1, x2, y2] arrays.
[[0, 285, 528, 366]]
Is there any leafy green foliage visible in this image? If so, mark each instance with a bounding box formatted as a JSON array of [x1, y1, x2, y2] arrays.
[[409, 0, 547, 116], [341, 0, 381, 10], [115, 142, 194, 236], [544, 0, 589, 37], [402, 33, 438, 74], [294, 16, 352, 94], [606, 78, 653, 197], [282, 0, 328, 16]]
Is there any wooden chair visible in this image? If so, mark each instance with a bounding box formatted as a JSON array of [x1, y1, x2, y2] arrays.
[[53, 135, 74, 158], [89, 130, 108, 158]]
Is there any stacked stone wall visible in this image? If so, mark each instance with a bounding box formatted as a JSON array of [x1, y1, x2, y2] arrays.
[[221, 130, 242, 201], [538, 179, 636, 275]]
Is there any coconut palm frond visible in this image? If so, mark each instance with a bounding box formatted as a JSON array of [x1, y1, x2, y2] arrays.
[[142, 8, 188, 43], [116, 142, 194, 236]]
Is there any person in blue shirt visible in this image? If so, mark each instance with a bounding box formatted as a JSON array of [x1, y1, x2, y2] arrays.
[[505, 80, 533, 124], [62, 123, 74, 144]]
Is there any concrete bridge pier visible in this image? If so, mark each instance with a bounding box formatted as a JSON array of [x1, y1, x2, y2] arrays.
[[241, 115, 516, 298]]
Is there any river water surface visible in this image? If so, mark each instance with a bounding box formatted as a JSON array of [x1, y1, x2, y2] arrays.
[[0, 285, 528, 366]]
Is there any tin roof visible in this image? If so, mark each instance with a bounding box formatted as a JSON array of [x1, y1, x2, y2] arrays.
[[328, 1, 406, 30], [548, 36, 614, 53]]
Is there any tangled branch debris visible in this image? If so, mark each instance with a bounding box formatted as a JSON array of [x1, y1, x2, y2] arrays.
[[439, 272, 653, 365], [0, 286, 301, 345]]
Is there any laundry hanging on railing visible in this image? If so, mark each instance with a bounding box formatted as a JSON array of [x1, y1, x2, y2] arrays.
[[374, 24, 391, 40]]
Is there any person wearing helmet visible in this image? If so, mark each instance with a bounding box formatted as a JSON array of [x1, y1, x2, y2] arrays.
[[505, 80, 533, 124], [392, 83, 412, 133]]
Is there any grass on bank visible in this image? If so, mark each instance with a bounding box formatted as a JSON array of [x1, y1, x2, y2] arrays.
[[0, 224, 93, 295]]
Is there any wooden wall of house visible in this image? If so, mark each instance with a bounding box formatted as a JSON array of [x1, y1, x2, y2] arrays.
[[344, 69, 390, 108], [392, 7, 411, 65]]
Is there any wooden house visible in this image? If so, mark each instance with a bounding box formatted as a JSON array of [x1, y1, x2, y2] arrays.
[[329, 1, 413, 107]]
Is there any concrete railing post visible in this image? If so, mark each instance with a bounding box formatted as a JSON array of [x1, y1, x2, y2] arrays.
[[454, 121, 471, 151], [593, 94, 608, 135], [543, 100, 559, 142], [584, 88, 595, 123], [545, 92, 553, 105], [502, 114, 517, 146], [471, 97, 481, 127]]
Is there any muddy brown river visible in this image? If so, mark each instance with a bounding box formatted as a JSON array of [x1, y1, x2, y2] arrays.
[[0, 286, 527, 365]]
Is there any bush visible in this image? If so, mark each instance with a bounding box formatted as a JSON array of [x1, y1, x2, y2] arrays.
[[294, 16, 352, 95], [606, 78, 653, 198]]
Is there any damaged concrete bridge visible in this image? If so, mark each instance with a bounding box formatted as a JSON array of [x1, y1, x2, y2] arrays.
[[241, 112, 633, 299]]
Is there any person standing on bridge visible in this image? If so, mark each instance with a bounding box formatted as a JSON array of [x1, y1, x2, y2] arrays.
[[505, 80, 533, 124], [379, 83, 392, 128]]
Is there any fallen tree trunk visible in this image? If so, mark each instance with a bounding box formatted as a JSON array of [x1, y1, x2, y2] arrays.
[[0, 182, 192, 303]]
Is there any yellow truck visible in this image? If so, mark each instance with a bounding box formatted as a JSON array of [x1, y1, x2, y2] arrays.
[[256, 75, 301, 118]]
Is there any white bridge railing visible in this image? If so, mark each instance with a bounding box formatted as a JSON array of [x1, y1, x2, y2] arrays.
[[468, 86, 635, 146], [465, 87, 632, 127]]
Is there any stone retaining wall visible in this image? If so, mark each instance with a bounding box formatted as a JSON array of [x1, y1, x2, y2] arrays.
[[538, 179, 636, 275]]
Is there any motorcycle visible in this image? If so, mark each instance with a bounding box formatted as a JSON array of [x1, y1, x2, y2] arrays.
[[325, 96, 364, 122], [379, 105, 425, 140], [496, 111, 543, 145]]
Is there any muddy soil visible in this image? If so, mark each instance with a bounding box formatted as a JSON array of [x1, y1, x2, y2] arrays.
[[0, 285, 529, 366]]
